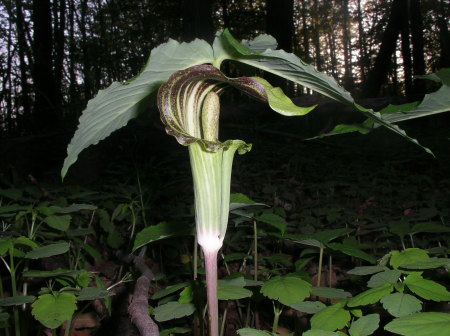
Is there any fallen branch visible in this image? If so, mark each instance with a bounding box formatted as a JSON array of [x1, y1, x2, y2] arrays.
[[118, 252, 159, 336]]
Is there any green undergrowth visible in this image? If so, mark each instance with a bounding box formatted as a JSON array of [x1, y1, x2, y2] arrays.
[[1, 129, 449, 336]]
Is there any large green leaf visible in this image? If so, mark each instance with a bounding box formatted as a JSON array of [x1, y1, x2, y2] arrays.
[[383, 69, 450, 123], [216, 30, 434, 155], [384, 312, 450, 336], [62, 38, 214, 178], [260, 275, 312, 305], [348, 314, 380, 336], [153, 301, 196, 322], [133, 222, 193, 252], [310, 301, 351, 331], [390, 248, 430, 270], [404, 274, 450, 301], [347, 283, 393, 307], [25, 242, 70, 259], [0, 296, 36, 306], [237, 328, 273, 336], [367, 270, 401, 288], [380, 293, 422, 317], [289, 301, 326, 314], [31, 292, 77, 329], [327, 242, 376, 264]]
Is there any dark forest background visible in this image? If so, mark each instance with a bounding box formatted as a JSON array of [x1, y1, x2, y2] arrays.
[[0, 0, 449, 139]]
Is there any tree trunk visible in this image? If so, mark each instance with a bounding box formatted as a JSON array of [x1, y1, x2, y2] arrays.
[[14, 0, 31, 123], [221, 0, 230, 28], [266, 0, 294, 92], [266, 0, 294, 52], [53, 0, 66, 107], [437, 0, 450, 68], [400, 0, 413, 96], [341, 0, 353, 91], [299, 0, 311, 64], [312, 0, 324, 71], [182, 0, 215, 43], [410, 0, 426, 95], [68, 0, 76, 103], [356, 0, 367, 84], [362, 0, 403, 98], [32, 0, 58, 132]]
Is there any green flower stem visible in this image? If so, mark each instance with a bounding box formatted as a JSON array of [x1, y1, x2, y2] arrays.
[[9, 248, 20, 336], [317, 247, 324, 287]]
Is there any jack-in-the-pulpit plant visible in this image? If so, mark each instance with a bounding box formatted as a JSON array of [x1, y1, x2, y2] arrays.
[[62, 29, 449, 335], [157, 64, 313, 334]]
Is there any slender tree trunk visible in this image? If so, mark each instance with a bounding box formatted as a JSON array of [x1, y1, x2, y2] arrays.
[[410, 0, 426, 95], [356, 0, 367, 84], [436, 0, 450, 68], [312, 0, 324, 71], [221, 0, 230, 28], [362, 0, 403, 97], [341, 0, 353, 90], [14, 0, 31, 122], [79, 0, 92, 100], [182, 0, 215, 43], [53, 0, 66, 108], [266, 0, 294, 92], [300, 0, 311, 64], [68, 0, 76, 103], [400, 0, 413, 96], [32, 0, 58, 132], [266, 0, 294, 52]]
